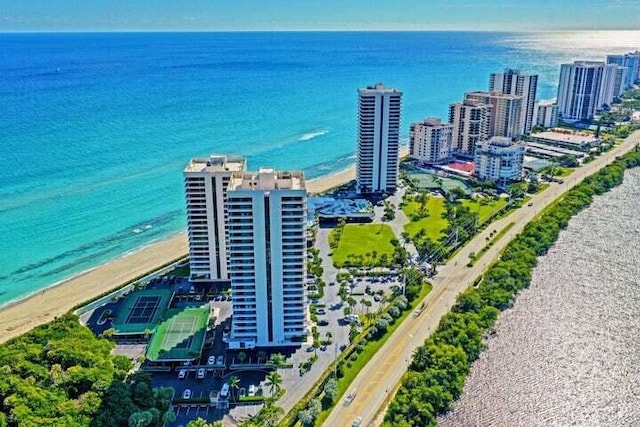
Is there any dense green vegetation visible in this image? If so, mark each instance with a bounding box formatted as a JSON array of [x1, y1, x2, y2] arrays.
[[383, 147, 640, 427], [330, 224, 399, 268], [0, 314, 175, 427]]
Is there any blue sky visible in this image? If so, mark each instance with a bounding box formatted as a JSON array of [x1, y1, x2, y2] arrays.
[[1, 0, 639, 32]]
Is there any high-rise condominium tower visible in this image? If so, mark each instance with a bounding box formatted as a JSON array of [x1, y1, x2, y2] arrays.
[[227, 168, 307, 349], [448, 99, 492, 157], [489, 68, 538, 134], [607, 53, 640, 88], [183, 155, 246, 282], [557, 61, 620, 121], [465, 91, 523, 138], [409, 118, 453, 164], [356, 83, 402, 193]]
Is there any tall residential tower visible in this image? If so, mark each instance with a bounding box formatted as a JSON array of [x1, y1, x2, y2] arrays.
[[607, 53, 640, 88], [356, 83, 402, 193], [227, 168, 307, 349], [557, 61, 620, 121], [448, 98, 492, 157], [183, 155, 246, 282], [489, 68, 538, 134], [465, 91, 523, 138]]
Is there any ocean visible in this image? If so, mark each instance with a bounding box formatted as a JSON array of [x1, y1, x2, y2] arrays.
[[1, 31, 639, 306]]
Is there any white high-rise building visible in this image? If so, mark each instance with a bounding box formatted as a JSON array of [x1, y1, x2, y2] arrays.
[[449, 98, 492, 157], [227, 168, 307, 349], [534, 101, 559, 128], [489, 68, 539, 134], [356, 83, 402, 194], [607, 53, 640, 88], [183, 155, 246, 282], [557, 61, 619, 122], [409, 118, 453, 164], [474, 137, 525, 187], [465, 91, 523, 138]]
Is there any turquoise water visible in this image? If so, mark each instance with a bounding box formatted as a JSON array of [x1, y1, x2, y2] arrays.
[[1, 31, 639, 305]]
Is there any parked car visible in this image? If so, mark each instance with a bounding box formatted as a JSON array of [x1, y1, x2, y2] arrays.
[[216, 355, 225, 366], [182, 389, 192, 399], [207, 355, 216, 365], [316, 308, 326, 315], [197, 368, 206, 379], [178, 369, 187, 379], [318, 319, 329, 326]]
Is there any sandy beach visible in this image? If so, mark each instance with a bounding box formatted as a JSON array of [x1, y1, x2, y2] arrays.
[[0, 152, 406, 344]]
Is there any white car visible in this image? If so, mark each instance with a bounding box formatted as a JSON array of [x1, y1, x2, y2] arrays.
[[352, 416, 363, 427], [248, 385, 257, 396], [197, 368, 205, 379], [207, 355, 216, 365], [345, 389, 357, 404], [216, 355, 225, 365], [182, 389, 192, 399], [178, 369, 186, 379]]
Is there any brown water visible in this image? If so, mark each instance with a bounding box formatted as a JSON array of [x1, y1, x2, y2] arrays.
[[439, 169, 640, 427]]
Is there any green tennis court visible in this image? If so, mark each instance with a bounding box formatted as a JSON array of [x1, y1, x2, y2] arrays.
[[111, 288, 172, 335], [146, 305, 210, 361]]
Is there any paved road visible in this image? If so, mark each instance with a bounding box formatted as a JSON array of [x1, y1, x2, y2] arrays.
[[323, 131, 640, 427]]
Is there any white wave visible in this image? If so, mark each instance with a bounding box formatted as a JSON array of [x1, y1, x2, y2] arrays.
[[298, 130, 328, 141], [132, 228, 142, 234]]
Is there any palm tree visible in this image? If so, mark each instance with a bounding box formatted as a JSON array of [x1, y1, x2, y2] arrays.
[[265, 371, 283, 397], [324, 331, 332, 344], [229, 375, 241, 402], [268, 353, 286, 371], [237, 351, 247, 365], [257, 351, 267, 363]]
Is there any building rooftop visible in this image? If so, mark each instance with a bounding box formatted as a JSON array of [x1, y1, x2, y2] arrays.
[[184, 155, 246, 174], [230, 167, 305, 191], [531, 129, 599, 146], [359, 82, 402, 95], [414, 117, 450, 127]]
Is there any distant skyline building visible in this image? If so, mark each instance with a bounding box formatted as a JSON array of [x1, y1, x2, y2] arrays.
[[489, 68, 539, 134], [448, 98, 492, 157], [606, 53, 640, 88], [534, 100, 559, 128], [465, 91, 523, 138], [183, 155, 246, 282], [473, 136, 525, 187], [227, 167, 307, 349], [356, 83, 402, 193], [409, 117, 453, 164], [557, 61, 617, 121]]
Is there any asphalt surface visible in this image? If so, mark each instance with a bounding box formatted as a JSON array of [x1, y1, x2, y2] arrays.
[[323, 131, 640, 427]]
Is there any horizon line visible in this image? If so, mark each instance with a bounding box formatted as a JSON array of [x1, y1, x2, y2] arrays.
[[3, 28, 640, 35]]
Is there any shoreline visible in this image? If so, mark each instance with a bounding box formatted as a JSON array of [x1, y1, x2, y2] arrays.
[[0, 155, 394, 344]]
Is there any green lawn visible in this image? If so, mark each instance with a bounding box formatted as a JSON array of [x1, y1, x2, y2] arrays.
[[402, 197, 448, 241], [331, 224, 396, 267], [461, 197, 508, 224]]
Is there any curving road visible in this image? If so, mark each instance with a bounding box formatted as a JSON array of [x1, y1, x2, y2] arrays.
[[323, 130, 640, 427]]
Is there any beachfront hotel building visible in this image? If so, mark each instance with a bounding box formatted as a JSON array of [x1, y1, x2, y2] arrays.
[[534, 101, 559, 129], [489, 68, 539, 134], [473, 137, 525, 187], [465, 91, 523, 138], [557, 61, 621, 121], [409, 118, 453, 164], [226, 168, 307, 349], [607, 53, 640, 88], [448, 98, 492, 157], [183, 155, 246, 282], [356, 83, 402, 194]]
